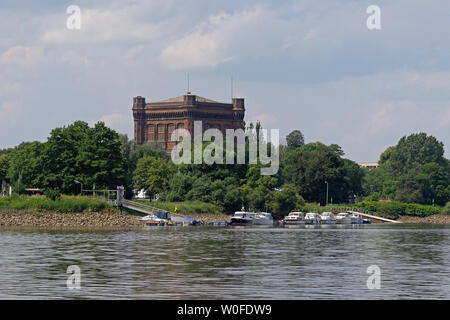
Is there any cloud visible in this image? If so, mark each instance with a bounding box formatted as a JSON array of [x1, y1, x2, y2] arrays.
[[0, 46, 46, 69], [41, 7, 164, 45], [91, 113, 132, 134], [160, 6, 268, 69], [437, 108, 450, 129], [249, 113, 277, 127], [0, 100, 25, 133]]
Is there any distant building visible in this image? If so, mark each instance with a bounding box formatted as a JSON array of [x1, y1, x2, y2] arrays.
[[358, 162, 379, 169], [132, 93, 245, 152]]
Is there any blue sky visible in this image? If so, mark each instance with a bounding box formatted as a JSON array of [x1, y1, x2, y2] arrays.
[[1, 0, 449, 162]]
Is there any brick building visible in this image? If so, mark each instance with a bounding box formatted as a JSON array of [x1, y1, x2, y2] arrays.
[[132, 93, 245, 151]]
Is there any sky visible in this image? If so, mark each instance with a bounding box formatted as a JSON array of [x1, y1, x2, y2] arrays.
[[1, 0, 449, 162]]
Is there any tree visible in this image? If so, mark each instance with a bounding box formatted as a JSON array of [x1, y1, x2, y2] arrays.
[[6, 121, 128, 194], [0, 154, 11, 182], [7, 142, 43, 190], [270, 184, 300, 217], [286, 130, 305, 149], [387, 133, 447, 176], [283, 143, 351, 204], [133, 155, 175, 197], [363, 133, 450, 205]]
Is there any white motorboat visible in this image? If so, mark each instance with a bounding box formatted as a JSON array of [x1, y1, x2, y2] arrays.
[[335, 212, 352, 224], [320, 212, 336, 224], [304, 212, 321, 225], [253, 212, 274, 225], [350, 213, 363, 224], [139, 211, 170, 226], [230, 211, 255, 226], [283, 212, 306, 225]]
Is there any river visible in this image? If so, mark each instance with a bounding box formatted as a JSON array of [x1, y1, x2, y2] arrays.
[[1, 224, 450, 299]]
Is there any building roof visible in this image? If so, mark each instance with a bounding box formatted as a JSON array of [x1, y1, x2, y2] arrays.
[[156, 94, 221, 104]]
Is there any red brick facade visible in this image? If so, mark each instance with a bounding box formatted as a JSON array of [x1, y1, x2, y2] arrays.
[[133, 94, 245, 152]]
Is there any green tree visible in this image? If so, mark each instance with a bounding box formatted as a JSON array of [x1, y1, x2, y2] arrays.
[[7, 142, 43, 190], [0, 154, 11, 182], [270, 183, 300, 217], [286, 130, 305, 149], [133, 155, 175, 197], [387, 133, 447, 176], [283, 143, 350, 204]]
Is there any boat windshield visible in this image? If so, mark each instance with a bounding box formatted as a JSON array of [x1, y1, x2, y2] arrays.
[[289, 212, 303, 217], [154, 211, 171, 220]]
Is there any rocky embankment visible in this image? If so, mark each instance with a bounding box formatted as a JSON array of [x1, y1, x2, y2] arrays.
[[397, 214, 450, 224], [0, 210, 142, 229], [182, 213, 230, 223]]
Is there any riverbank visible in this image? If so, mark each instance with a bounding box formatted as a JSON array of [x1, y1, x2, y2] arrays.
[[182, 212, 230, 223], [0, 210, 142, 229], [397, 214, 450, 224]]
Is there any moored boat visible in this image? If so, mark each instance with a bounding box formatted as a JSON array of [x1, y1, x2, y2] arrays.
[[350, 213, 363, 224], [283, 212, 306, 225], [140, 211, 170, 226], [253, 212, 274, 225], [335, 212, 352, 224], [320, 212, 336, 224], [304, 212, 321, 225], [230, 211, 254, 226]]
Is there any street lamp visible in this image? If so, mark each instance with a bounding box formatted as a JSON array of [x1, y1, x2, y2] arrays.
[[325, 181, 329, 206], [74, 180, 83, 196]]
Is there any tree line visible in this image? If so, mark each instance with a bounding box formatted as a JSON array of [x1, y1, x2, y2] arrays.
[[1, 121, 449, 214]]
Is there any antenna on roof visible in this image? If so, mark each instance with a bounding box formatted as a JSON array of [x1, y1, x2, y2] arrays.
[[187, 73, 191, 94]]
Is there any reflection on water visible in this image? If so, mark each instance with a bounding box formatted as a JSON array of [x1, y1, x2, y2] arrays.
[[0, 224, 450, 299]]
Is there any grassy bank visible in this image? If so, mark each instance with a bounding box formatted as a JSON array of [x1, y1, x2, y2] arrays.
[[135, 200, 224, 214], [0, 195, 112, 213]]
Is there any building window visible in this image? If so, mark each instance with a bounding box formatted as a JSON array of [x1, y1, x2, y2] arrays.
[[148, 125, 155, 141], [168, 124, 175, 140], [157, 124, 165, 141]]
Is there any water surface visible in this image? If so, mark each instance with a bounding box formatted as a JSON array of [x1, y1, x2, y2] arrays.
[[1, 224, 449, 299]]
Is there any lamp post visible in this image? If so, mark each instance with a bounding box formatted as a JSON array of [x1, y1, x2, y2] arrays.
[[74, 180, 83, 196], [325, 181, 329, 206]]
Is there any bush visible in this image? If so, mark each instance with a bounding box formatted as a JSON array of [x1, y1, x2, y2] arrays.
[[443, 202, 450, 214], [356, 200, 440, 217], [365, 192, 380, 202], [44, 188, 61, 201], [0, 195, 111, 213]]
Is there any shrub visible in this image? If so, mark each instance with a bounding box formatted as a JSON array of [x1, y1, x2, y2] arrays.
[[443, 202, 450, 215], [355, 200, 440, 217], [0, 195, 111, 213], [44, 188, 61, 201], [365, 192, 380, 202]]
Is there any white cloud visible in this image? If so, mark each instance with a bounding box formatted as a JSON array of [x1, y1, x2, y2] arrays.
[[0, 100, 24, 133], [0, 46, 46, 69], [41, 7, 164, 45], [160, 6, 268, 69], [91, 113, 132, 134], [437, 108, 450, 129]]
